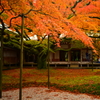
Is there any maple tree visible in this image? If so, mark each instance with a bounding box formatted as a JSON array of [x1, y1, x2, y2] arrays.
[[0, 0, 100, 98], [1, 0, 100, 72], [0, 0, 100, 53]]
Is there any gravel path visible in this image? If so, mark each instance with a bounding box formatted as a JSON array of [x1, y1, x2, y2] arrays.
[[0, 87, 100, 100]]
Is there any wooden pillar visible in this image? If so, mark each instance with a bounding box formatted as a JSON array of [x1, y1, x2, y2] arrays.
[[19, 14, 24, 100], [68, 51, 70, 67], [92, 49, 94, 71], [80, 49, 82, 67], [0, 21, 4, 98], [0, 37, 3, 98], [47, 35, 50, 89]]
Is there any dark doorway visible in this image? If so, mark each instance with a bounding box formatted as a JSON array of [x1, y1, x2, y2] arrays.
[[25, 53, 35, 62], [60, 50, 68, 61], [70, 50, 80, 61]]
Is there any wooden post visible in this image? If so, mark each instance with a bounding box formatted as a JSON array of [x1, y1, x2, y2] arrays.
[[0, 32, 3, 98], [19, 14, 24, 100], [92, 50, 94, 71], [80, 49, 82, 67], [68, 51, 70, 68], [47, 35, 50, 89], [0, 41, 2, 99], [0, 18, 4, 98]]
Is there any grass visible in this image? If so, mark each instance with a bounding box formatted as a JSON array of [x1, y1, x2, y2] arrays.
[[2, 67, 100, 96]]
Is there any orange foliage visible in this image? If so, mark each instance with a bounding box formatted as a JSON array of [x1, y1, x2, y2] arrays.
[[0, 0, 100, 51]]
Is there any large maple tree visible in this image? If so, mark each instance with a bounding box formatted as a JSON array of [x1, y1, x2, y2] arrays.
[[0, 0, 100, 98], [0, 0, 100, 52]]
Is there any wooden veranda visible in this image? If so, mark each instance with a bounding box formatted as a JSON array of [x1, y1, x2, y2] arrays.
[[24, 61, 100, 68]]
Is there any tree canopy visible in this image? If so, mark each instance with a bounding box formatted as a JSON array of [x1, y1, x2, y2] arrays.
[[0, 0, 100, 53]]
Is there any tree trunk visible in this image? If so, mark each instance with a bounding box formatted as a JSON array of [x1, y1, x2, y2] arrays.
[[19, 14, 24, 100]]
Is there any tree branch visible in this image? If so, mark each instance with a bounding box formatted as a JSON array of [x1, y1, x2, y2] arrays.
[[8, 15, 21, 28], [0, 18, 6, 34], [89, 16, 100, 19], [71, 0, 82, 15], [71, 0, 91, 15], [23, 30, 31, 40], [24, 9, 41, 15], [25, 8, 58, 20]]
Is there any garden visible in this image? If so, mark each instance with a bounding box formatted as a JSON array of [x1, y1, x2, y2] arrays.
[[1, 0, 100, 99], [2, 67, 100, 97]]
